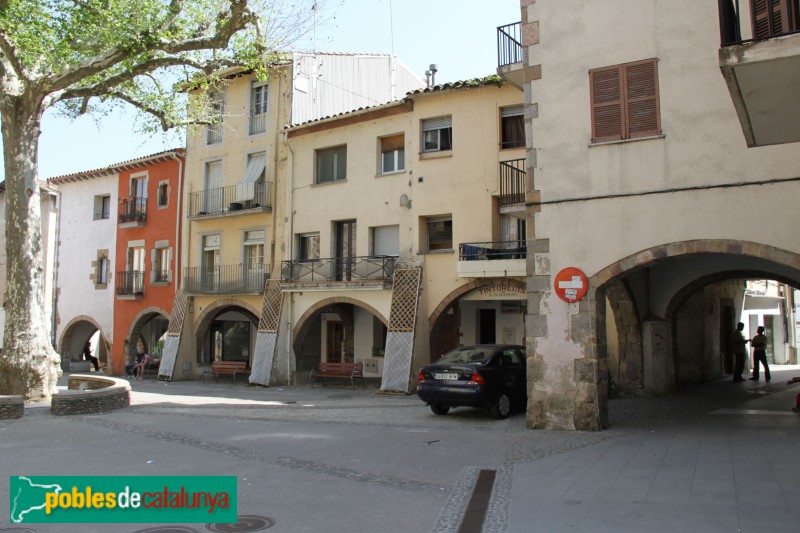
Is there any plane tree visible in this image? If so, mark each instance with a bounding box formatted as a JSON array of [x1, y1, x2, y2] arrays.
[[0, 0, 319, 401]]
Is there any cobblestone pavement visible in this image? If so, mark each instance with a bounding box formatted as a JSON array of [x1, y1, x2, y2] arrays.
[[1, 367, 799, 532]]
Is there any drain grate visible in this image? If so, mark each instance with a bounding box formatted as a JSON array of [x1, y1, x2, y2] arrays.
[[205, 515, 275, 532], [133, 526, 199, 533]]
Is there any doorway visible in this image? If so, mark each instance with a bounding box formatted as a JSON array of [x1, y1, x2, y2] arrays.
[[478, 309, 496, 344]]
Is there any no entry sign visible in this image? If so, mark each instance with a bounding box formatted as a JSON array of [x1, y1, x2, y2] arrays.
[[554, 267, 588, 302]]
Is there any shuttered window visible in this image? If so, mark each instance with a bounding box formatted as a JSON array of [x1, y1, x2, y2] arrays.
[[752, 0, 797, 38], [380, 134, 405, 174], [373, 225, 400, 257], [590, 58, 661, 143]]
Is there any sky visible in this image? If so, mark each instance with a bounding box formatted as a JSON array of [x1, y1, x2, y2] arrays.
[[22, 0, 522, 181]]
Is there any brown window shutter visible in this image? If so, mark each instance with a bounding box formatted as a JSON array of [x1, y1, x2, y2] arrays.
[[590, 66, 624, 142], [752, 0, 791, 38], [381, 134, 404, 152], [624, 59, 661, 139]]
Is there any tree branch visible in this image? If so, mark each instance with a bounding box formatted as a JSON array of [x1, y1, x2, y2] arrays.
[[109, 90, 211, 131], [0, 29, 29, 82], [47, 0, 256, 93]]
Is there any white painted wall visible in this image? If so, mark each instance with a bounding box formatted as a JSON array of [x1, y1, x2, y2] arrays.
[[53, 175, 118, 355]]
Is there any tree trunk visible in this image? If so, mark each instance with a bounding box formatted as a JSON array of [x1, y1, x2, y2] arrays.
[[0, 93, 62, 401]]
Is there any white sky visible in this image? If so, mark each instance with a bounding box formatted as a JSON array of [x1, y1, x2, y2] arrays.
[[20, 0, 521, 180]]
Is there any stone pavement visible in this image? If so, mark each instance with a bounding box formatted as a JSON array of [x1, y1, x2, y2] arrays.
[[0, 366, 798, 532]]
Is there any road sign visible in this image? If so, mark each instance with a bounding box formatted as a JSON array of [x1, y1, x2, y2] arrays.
[[554, 267, 588, 302]]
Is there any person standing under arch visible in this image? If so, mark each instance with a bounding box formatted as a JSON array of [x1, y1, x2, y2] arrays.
[[82, 340, 99, 372], [732, 322, 749, 382], [750, 326, 770, 382]]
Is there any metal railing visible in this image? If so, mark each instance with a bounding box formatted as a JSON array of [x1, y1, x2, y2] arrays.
[[116, 271, 145, 296], [719, 0, 800, 46], [186, 181, 270, 218], [499, 159, 526, 207], [459, 240, 527, 261], [153, 270, 170, 283], [118, 197, 147, 224], [497, 22, 523, 67], [249, 112, 267, 134], [183, 264, 268, 294], [282, 256, 396, 283]]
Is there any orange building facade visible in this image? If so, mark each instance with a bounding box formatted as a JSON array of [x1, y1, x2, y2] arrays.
[[111, 149, 185, 375]]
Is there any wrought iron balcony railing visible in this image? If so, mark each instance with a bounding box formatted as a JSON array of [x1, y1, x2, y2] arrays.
[[186, 181, 270, 218], [250, 112, 267, 134], [282, 256, 396, 283], [153, 270, 170, 283], [499, 159, 526, 207], [183, 264, 268, 294], [116, 271, 145, 296], [118, 197, 147, 224], [497, 22, 522, 67], [207, 123, 223, 144], [459, 240, 527, 261], [719, 0, 800, 46]]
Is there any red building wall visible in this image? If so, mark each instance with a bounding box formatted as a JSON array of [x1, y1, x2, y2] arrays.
[[111, 151, 184, 375]]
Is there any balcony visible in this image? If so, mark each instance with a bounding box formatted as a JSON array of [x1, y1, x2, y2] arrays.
[[183, 264, 268, 295], [281, 256, 396, 290], [116, 271, 145, 299], [497, 22, 524, 89], [457, 241, 527, 278], [118, 197, 147, 227], [250, 112, 266, 135], [718, 0, 800, 146], [499, 159, 527, 209], [186, 181, 271, 219]]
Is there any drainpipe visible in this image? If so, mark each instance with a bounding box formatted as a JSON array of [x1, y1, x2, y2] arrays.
[[171, 151, 184, 294], [49, 186, 62, 349]]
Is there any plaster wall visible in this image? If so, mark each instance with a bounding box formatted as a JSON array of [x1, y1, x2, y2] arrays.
[[54, 175, 118, 354]]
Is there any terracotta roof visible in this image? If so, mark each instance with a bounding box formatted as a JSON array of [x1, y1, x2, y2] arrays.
[[286, 99, 410, 130], [47, 148, 185, 184]]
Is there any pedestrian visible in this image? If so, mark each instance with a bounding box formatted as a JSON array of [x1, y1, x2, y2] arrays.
[[135, 352, 155, 379], [732, 322, 749, 382], [749, 326, 770, 382], [788, 377, 800, 412], [82, 340, 99, 372], [125, 347, 144, 378]]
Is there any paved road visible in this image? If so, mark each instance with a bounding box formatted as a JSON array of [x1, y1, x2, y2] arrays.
[[1, 366, 799, 532]]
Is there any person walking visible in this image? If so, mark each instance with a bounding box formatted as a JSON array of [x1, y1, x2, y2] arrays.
[[82, 341, 99, 372], [732, 322, 749, 382], [750, 326, 770, 382]]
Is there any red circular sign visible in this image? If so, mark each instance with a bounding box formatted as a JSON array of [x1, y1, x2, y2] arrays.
[[554, 267, 588, 302]]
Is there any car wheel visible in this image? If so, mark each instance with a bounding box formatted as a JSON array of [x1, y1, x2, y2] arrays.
[[489, 393, 511, 419], [430, 404, 450, 415]]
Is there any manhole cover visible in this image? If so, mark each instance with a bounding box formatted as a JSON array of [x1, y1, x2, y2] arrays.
[[206, 515, 275, 532], [133, 526, 199, 533]]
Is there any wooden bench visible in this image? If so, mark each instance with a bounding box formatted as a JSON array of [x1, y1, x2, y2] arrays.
[[310, 362, 365, 389], [202, 361, 248, 384]]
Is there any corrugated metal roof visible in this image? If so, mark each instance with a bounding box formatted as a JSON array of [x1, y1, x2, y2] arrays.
[[47, 148, 185, 184]]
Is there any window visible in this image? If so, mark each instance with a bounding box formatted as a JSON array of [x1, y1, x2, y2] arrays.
[[316, 146, 347, 184], [153, 247, 170, 283], [372, 225, 400, 257], [206, 92, 224, 144], [422, 116, 453, 152], [157, 182, 169, 207], [244, 230, 265, 268], [590, 58, 661, 143], [300, 233, 320, 261], [250, 81, 268, 134], [93, 195, 111, 220], [427, 216, 453, 251], [236, 152, 266, 203], [97, 256, 109, 285], [500, 105, 525, 149], [380, 134, 405, 174], [203, 160, 223, 213]]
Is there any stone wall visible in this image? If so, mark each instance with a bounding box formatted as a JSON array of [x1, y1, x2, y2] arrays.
[[51, 374, 130, 416], [0, 395, 24, 419]]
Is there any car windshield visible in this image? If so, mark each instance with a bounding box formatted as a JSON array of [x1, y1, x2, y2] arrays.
[[434, 347, 493, 366]]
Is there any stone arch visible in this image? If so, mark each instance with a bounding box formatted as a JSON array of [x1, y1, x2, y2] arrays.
[[193, 299, 261, 338], [125, 306, 170, 360], [292, 296, 388, 360], [57, 315, 110, 367], [428, 278, 526, 328]]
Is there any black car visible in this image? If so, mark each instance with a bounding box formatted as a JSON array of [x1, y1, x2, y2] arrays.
[[417, 345, 526, 419]]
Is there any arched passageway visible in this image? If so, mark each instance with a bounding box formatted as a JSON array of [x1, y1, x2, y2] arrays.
[[58, 316, 109, 370], [124, 308, 170, 363], [194, 302, 259, 368]]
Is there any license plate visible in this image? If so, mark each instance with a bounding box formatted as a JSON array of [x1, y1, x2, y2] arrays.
[[434, 373, 459, 381]]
